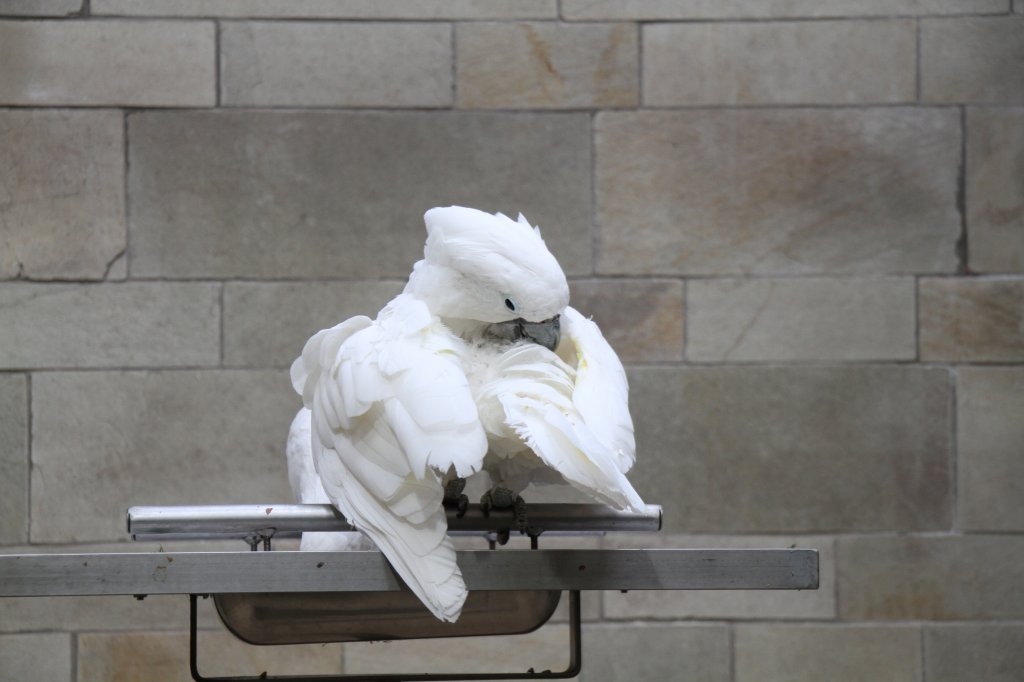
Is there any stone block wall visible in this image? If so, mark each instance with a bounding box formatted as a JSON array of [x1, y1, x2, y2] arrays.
[[1, 1, 1022, 679]]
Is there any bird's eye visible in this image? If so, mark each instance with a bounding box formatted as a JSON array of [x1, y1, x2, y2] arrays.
[[504, 298, 517, 312]]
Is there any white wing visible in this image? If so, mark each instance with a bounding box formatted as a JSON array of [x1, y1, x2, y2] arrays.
[[291, 295, 488, 622], [557, 306, 636, 472], [479, 320, 644, 513]]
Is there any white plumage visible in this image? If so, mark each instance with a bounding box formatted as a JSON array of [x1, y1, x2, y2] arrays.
[[287, 206, 644, 622]]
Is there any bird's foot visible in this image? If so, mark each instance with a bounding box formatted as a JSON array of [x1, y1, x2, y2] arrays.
[[443, 477, 469, 518], [480, 487, 532, 545]]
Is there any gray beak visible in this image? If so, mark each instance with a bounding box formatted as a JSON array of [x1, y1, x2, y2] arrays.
[[486, 315, 561, 351], [519, 316, 561, 352]]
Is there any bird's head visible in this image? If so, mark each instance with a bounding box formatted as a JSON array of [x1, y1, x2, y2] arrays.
[[405, 206, 570, 350]]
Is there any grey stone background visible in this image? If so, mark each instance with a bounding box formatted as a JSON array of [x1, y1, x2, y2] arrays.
[[1, 0, 1022, 679]]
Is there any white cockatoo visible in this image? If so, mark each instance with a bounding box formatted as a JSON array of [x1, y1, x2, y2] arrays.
[[287, 206, 645, 622]]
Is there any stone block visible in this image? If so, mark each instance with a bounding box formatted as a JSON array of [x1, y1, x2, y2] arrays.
[[967, 107, 1024, 272], [568, 279, 683, 363], [0, 595, 209, 634], [0, 0, 79, 16], [595, 109, 961, 275], [342, 625, 569, 677], [129, 111, 592, 278], [838, 535, 1024, 619], [223, 281, 404, 368], [687, 277, 915, 361], [0, 20, 214, 106], [222, 22, 452, 107], [92, 0, 556, 18], [562, 0, 1009, 19], [0, 634, 71, 681], [31, 370, 298, 542], [78, 630, 342, 681], [457, 22, 637, 109], [602, 533, 835, 620], [0, 283, 220, 369], [644, 20, 914, 106], [0, 374, 27, 544], [919, 277, 1024, 361], [735, 625, 921, 682], [0, 110, 124, 280], [956, 367, 1024, 530], [921, 17, 1024, 103], [926, 624, 1024, 682], [580, 623, 730, 682], [627, 366, 952, 532]]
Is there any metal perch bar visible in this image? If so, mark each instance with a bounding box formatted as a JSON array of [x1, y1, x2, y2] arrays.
[[126, 503, 664, 540], [0, 548, 818, 597]]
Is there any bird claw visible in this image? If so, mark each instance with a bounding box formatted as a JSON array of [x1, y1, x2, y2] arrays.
[[443, 478, 469, 518], [480, 487, 535, 545]]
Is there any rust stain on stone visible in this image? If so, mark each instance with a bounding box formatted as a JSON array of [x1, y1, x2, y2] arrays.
[[521, 24, 564, 105]]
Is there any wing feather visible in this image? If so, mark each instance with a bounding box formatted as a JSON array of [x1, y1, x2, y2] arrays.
[[480, 339, 645, 513], [558, 306, 637, 472], [292, 294, 487, 622]]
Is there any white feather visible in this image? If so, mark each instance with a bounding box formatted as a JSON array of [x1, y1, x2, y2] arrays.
[[558, 306, 637, 472], [292, 293, 487, 622], [470, 328, 644, 512]]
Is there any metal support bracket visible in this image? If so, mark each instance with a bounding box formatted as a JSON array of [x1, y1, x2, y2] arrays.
[[189, 592, 582, 682]]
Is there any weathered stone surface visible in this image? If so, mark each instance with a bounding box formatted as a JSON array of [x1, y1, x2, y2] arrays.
[[581, 623, 730, 682], [129, 111, 592, 278], [92, 0, 555, 18], [0, 283, 220, 369], [628, 366, 952, 532], [457, 22, 637, 109], [687, 277, 915, 361], [568, 279, 683, 363], [926, 624, 1024, 682], [0, 634, 71, 681], [644, 20, 914, 106], [222, 22, 452, 107], [0, 0, 80, 15], [967, 107, 1024, 273], [595, 109, 961, 275], [921, 17, 1024, 103], [838, 535, 1024, 619], [563, 0, 1009, 19], [0, 20, 214, 106], [342, 625, 568, 676], [78, 631, 342, 681], [31, 371, 298, 542], [224, 281, 404, 368], [919, 277, 1024, 361], [602, 533, 835, 620], [105, 251, 128, 281], [735, 625, 921, 682], [0, 110, 124, 280], [956, 367, 1024, 530], [0, 375, 27, 544]]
